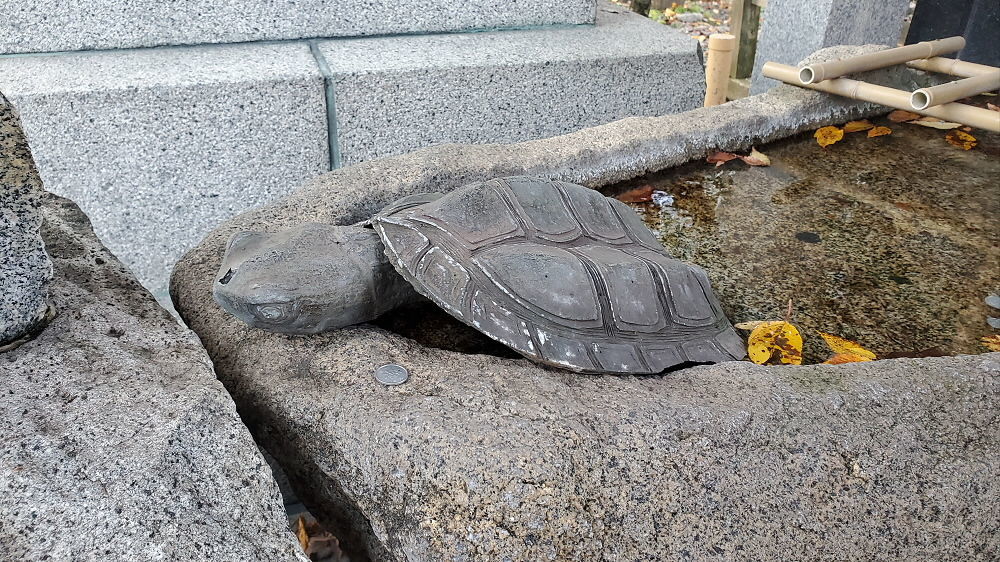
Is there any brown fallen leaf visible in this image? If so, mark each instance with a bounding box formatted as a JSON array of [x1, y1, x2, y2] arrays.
[[888, 110, 921, 122], [867, 126, 892, 138], [843, 120, 874, 133], [616, 184, 654, 203], [741, 147, 771, 166], [747, 321, 803, 365], [707, 151, 740, 166], [911, 117, 962, 129], [945, 129, 978, 150], [734, 320, 769, 331], [815, 126, 844, 147], [819, 332, 876, 363], [988, 103, 1000, 112], [296, 516, 310, 552]]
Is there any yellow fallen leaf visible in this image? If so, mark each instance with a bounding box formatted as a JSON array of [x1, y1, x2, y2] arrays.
[[747, 321, 803, 365], [742, 147, 771, 166], [818, 332, 876, 361], [888, 110, 921, 122], [824, 353, 874, 365], [945, 129, 978, 150], [867, 126, 892, 138], [982, 334, 1000, 352], [815, 126, 844, 147], [911, 117, 962, 129], [843, 120, 874, 133]]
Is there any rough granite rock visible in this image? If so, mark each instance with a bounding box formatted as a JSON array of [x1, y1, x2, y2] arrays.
[[170, 49, 994, 561], [0, 92, 52, 347], [0, 194, 307, 561]]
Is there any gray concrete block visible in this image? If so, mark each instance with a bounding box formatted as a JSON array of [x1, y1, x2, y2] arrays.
[[320, 2, 705, 166], [1, 193, 308, 561], [750, 0, 910, 94], [2, 0, 596, 55], [0, 92, 52, 347], [0, 43, 330, 299]]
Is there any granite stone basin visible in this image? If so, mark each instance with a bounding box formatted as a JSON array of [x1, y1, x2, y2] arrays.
[[170, 47, 999, 561]]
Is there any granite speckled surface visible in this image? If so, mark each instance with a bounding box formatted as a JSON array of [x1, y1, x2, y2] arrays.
[[321, 3, 704, 165], [0, 42, 330, 300], [168, 48, 998, 561], [750, 0, 911, 94], [0, 92, 52, 346], [0, 194, 307, 561], [1, 0, 596, 54]]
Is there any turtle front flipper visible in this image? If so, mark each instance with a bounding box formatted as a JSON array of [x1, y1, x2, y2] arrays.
[[213, 223, 420, 333]]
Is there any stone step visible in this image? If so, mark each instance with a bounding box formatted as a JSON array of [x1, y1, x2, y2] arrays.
[[2, 0, 596, 54], [321, 4, 705, 166], [0, 3, 703, 300]]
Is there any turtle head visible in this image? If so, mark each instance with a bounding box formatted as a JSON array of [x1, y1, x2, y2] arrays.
[[213, 223, 393, 333]]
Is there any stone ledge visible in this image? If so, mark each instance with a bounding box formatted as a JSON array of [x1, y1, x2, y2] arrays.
[[0, 42, 330, 301], [1, 194, 307, 561], [321, 3, 704, 165], [1, 0, 596, 55]]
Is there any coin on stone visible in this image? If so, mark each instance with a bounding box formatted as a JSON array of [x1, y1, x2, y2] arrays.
[[374, 364, 409, 386]]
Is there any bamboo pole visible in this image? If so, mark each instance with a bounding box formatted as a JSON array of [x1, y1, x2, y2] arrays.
[[704, 34, 736, 107], [798, 37, 966, 84], [911, 71, 1000, 109], [762, 62, 1000, 132], [907, 57, 998, 78]]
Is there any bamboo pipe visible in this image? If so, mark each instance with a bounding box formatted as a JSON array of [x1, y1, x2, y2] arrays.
[[762, 62, 1000, 132], [704, 34, 736, 107], [798, 36, 965, 84], [911, 71, 1000, 109], [907, 57, 997, 78]]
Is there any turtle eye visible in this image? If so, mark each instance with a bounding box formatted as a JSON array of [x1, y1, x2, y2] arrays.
[[253, 303, 292, 323]]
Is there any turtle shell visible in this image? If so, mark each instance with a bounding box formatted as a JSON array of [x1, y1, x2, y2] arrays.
[[371, 177, 744, 373]]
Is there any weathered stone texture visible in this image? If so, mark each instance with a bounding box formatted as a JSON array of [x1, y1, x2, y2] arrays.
[[170, 51, 993, 561], [0, 194, 306, 561], [0, 92, 52, 347]]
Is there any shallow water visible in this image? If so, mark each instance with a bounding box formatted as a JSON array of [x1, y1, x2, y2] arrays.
[[604, 113, 1000, 363]]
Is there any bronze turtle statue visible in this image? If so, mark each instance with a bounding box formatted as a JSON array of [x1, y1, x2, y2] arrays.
[[214, 177, 744, 373]]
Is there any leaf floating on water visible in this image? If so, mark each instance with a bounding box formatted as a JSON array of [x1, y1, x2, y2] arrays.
[[824, 353, 874, 365], [747, 321, 803, 365], [707, 148, 771, 167], [945, 129, 978, 150], [734, 320, 771, 331], [888, 110, 921, 122], [707, 151, 740, 166], [615, 185, 654, 203], [818, 332, 876, 362], [843, 120, 874, 133], [982, 334, 1000, 352], [911, 117, 962, 129], [741, 147, 771, 166], [815, 126, 844, 147], [867, 126, 892, 138]]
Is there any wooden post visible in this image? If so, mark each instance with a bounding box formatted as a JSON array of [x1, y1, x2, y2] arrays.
[[727, 0, 764, 99], [705, 34, 737, 106]]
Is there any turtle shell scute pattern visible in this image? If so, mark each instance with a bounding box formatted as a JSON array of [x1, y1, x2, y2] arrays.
[[372, 177, 743, 373]]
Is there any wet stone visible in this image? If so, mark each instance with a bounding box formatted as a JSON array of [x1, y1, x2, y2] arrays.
[[605, 112, 1000, 362]]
